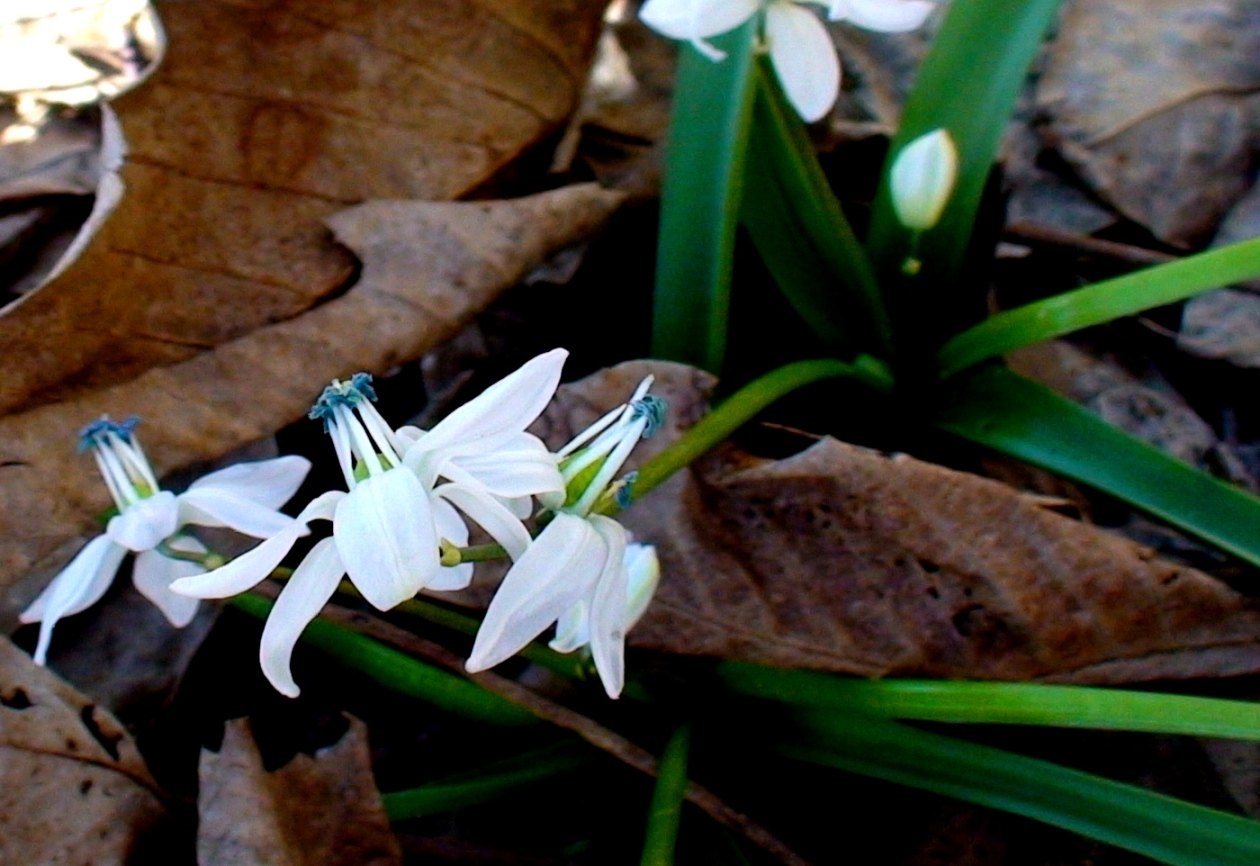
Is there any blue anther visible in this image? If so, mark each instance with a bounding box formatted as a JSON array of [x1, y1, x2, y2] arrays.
[[77, 416, 139, 452], [631, 395, 667, 439], [615, 471, 639, 510], [308, 373, 377, 429]]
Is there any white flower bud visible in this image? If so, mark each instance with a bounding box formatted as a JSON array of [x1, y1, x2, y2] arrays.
[[889, 128, 959, 232]]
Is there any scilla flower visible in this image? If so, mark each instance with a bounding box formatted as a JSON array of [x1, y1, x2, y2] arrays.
[[889, 127, 959, 232], [640, 0, 934, 121], [21, 417, 310, 664], [172, 351, 568, 697], [467, 378, 666, 698]]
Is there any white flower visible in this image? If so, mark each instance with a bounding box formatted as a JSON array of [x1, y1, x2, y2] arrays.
[[20, 417, 310, 665], [466, 378, 665, 698], [639, 0, 933, 121], [171, 351, 569, 697], [888, 127, 959, 231]]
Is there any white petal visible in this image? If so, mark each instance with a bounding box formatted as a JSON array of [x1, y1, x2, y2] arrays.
[[334, 469, 439, 608], [21, 536, 127, 665], [888, 127, 959, 231], [176, 487, 296, 538], [445, 433, 564, 499], [167, 490, 341, 599], [429, 496, 473, 591], [133, 548, 203, 627], [435, 483, 532, 561], [549, 600, 590, 653], [106, 491, 179, 551], [466, 514, 607, 673], [187, 455, 311, 508], [766, 2, 840, 122], [586, 516, 630, 698], [260, 537, 345, 697], [409, 349, 567, 459], [623, 543, 662, 630], [830, 0, 933, 31], [640, 0, 761, 40]]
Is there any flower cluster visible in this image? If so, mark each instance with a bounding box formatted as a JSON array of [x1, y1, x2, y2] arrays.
[[639, 0, 934, 122], [156, 349, 663, 698], [29, 351, 662, 699]]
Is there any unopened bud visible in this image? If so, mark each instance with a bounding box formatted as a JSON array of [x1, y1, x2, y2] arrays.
[[889, 128, 958, 232]]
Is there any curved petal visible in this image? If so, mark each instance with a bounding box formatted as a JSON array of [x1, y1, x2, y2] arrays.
[[133, 548, 203, 627], [187, 455, 311, 508], [428, 496, 473, 591], [766, 2, 840, 122], [466, 514, 607, 673], [435, 482, 532, 561], [640, 0, 761, 40], [261, 537, 345, 697], [549, 600, 590, 653], [168, 490, 340, 598], [586, 516, 630, 698], [444, 433, 564, 499], [21, 535, 127, 664], [176, 487, 296, 538], [334, 469, 438, 609], [408, 349, 567, 460], [106, 491, 179, 551], [830, 0, 933, 31], [623, 543, 662, 631]]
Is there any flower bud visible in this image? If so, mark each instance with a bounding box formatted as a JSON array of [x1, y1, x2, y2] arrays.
[[889, 128, 958, 231]]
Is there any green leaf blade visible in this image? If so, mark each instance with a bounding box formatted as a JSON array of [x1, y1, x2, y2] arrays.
[[935, 366, 1260, 570], [652, 22, 759, 372]]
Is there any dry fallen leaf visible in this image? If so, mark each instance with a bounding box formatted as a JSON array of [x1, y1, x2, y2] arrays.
[[522, 362, 1260, 684], [0, 0, 607, 416], [199, 717, 401, 866], [1038, 0, 1260, 245], [0, 183, 623, 624], [0, 635, 166, 863]]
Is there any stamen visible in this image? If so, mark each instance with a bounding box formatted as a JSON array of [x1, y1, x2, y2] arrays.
[[309, 373, 377, 430], [78, 415, 139, 453], [630, 395, 667, 438]]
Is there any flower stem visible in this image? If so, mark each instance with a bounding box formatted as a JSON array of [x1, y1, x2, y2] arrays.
[[622, 356, 893, 508]]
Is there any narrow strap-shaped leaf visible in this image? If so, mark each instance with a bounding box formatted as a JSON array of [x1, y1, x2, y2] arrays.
[[232, 594, 538, 726], [866, 0, 1064, 287], [718, 662, 1260, 740], [938, 236, 1260, 377], [640, 725, 692, 866], [740, 62, 892, 357], [782, 713, 1260, 866], [652, 21, 759, 372], [382, 741, 592, 820], [934, 365, 1260, 569]]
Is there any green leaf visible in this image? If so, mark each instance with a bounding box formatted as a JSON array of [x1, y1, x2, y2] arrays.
[[934, 365, 1260, 570], [783, 713, 1260, 866], [382, 741, 592, 820], [938, 236, 1260, 377], [640, 725, 692, 866], [866, 0, 1064, 288], [652, 22, 758, 372], [740, 62, 891, 357], [231, 594, 538, 727], [718, 662, 1260, 740]]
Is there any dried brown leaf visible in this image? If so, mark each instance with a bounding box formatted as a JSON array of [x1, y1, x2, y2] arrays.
[[1039, 0, 1260, 245], [0, 0, 606, 415], [0, 183, 623, 623], [199, 717, 401, 866], [529, 362, 1260, 683], [0, 635, 166, 863]]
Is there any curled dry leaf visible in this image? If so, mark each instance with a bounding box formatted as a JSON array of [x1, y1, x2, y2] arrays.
[[199, 717, 401, 866], [1038, 0, 1260, 245], [0, 0, 607, 415], [0, 635, 165, 864], [527, 362, 1260, 684], [0, 183, 623, 623]]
